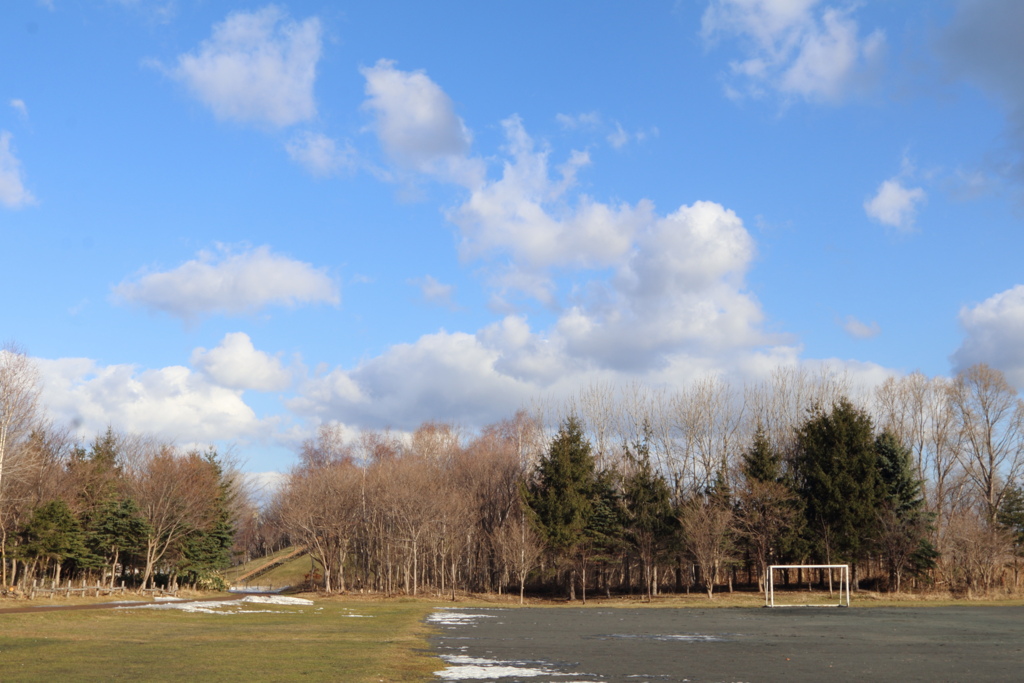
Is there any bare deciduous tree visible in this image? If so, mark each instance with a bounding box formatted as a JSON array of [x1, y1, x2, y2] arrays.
[[736, 478, 799, 592], [949, 364, 1024, 526], [125, 444, 220, 588], [279, 459, 361, 592], [494, 502, 542, 604], [0, 344, 43, 586], [679, 494, 735, 598]]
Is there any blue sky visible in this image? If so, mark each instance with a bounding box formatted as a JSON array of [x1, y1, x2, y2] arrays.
[[3, 0, 1023, 474]]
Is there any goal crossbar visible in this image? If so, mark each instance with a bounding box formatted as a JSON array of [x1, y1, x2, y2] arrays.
[[766, 564, 850, 607]]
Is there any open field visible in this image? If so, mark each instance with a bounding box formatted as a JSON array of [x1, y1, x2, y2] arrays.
[[0, 596, 439, 682], [5, 590, 1024, 682], [431, 603, 1024, 681]]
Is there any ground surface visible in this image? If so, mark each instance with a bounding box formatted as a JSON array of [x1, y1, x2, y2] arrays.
[[429, 604, 1024, 682], [0, 596, 438, 682]]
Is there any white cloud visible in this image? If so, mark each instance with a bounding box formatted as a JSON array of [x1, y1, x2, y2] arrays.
[[289, 312, 804, 431], [288, 199, 786, 426], [286, 131, 354, 177], [842, 315, 880, 339], [191, 332, 292, 392], [411, 275, 456, 308], [449, 117, 649, 270], [702, 0, 885, 103], [952, 284, 1024, 388], [10, 99, 28, 119], [360, 59, 480, 182], [314, 63, 812, 428], [289, 330, 533, 429], [168, 6, 321, 127], [555, 201, 769, 371], [864, 178, 927, 231], [113, 244, 339, 320], [0, 131, 35, 209], [36, 356, 269, 443]]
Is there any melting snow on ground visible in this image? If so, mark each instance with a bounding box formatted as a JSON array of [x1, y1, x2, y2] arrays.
[[602, 633, 731, 642], [118, 595, 313, 614], [427, 609, 502, 626], [435, 654, 597, 681], [430, 609, 599, 681]]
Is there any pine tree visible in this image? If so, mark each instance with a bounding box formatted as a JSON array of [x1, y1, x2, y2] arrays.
[[20, 500, 98, 584], [793, 398, 880, 578], [84, 497, 151, 587], [526, 417, 596, 555], [741, 424, 782, 484], [998, 483, 1024, 561], [622, 428, 675, 600], [737, 425, 802, 591], [874, 430, 935, 591], [525, 416, 611, 599]]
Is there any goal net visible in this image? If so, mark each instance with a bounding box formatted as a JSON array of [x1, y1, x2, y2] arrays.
[[765, 564, 850, 607]]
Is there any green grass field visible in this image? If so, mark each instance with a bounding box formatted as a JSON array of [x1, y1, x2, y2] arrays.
[[0, 597, 440, 682]]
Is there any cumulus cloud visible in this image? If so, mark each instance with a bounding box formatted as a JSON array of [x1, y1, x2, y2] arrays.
[[290, 330, 535, 429], [36, 356, 268, 443], [289, 313, 805, 431], [113, 244, 339, 320], [0, 131, 35, 209], [191, 332, 292, 391], [360, 59, 480, 181], [555, 201, 768, 371], [864, 178, 927, 231], [702, 0, 885, 102], [286, 131, 355, 177], [449, 116, 649, 270], [302, 60, 816, 429], [842, 315, 880, 339], [167, 6, 321, 127], [952, 284, 1024, 388], [287, 197, 785, 426]]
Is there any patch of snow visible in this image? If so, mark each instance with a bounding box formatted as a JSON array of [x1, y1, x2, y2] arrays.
[[603, 633, 730, 642], [118, 595, 311, 614], [436, 654, 582, 680], [240, 595, 312, 606], [427, 610, 499, 626]]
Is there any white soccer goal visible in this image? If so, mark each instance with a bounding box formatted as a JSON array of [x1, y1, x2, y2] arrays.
[[765, 564, 850, 607]]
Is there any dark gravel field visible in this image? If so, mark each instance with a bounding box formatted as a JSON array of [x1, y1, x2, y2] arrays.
[[430, 604, 1024, 682]]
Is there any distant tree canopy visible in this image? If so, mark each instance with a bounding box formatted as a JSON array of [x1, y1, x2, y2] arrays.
[[4, 355, 1024, 598]]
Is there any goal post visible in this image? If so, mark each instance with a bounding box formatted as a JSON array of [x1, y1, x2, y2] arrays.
[[766, 564, 850, 607]]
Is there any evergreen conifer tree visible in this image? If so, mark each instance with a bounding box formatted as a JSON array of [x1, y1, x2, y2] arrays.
[[793, 398, 880, 580]]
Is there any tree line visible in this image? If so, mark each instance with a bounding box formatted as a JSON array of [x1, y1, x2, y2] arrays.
[[0, 346, 241, 591], [260, 363, 1024, 599], [3, 342, 1024, 598]]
